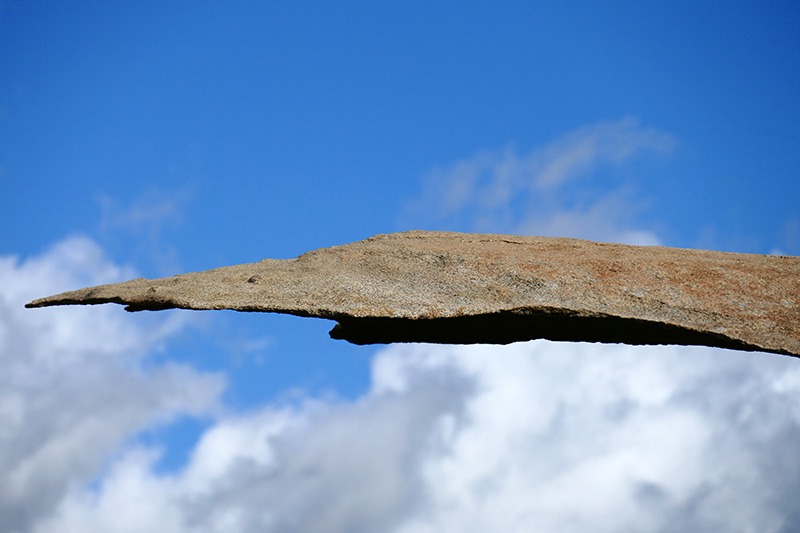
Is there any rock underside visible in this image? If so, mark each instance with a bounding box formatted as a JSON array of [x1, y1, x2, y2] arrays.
[[26, 231, 800, 356]]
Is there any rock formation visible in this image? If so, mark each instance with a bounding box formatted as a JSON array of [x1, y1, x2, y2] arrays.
[[26, 231, 800, 356]]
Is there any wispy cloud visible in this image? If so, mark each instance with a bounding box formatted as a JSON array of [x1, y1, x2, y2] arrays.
[[98, 189, 187, 238], [401, 117, 675, 244], [97, 187, 192, 276]]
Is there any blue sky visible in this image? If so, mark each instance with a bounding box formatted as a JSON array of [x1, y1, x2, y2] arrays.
[[2, 2, 800, 532]]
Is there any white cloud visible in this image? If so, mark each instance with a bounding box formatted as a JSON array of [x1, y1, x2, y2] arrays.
[[0, 236, 224, 533], [401, 117, 674, 244], [31, 341, 800, 533]]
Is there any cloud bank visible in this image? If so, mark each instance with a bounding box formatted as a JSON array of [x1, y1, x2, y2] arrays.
[[30, 341, 800, 533]]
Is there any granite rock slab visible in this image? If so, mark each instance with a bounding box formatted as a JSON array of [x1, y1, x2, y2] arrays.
[[26, 231, 800, 356]]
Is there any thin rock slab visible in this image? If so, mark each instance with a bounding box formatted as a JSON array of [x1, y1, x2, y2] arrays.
[[26, 231, 800, 356]]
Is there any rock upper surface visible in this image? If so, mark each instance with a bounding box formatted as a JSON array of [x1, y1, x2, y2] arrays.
[[26, 231, 800, 356]]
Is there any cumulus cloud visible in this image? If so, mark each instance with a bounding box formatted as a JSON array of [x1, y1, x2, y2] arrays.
[[401, 117, 675, 244], [0, 237, 224, 532], [32, 342, 800, 533]]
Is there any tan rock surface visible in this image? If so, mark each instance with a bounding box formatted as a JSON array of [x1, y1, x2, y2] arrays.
[[26, 231, 800, 356]]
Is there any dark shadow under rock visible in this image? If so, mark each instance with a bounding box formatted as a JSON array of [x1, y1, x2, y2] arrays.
[[329, 310, 775, 354]]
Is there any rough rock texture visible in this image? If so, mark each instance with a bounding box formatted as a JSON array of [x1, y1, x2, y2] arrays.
[[26, 231, 800, 356]]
